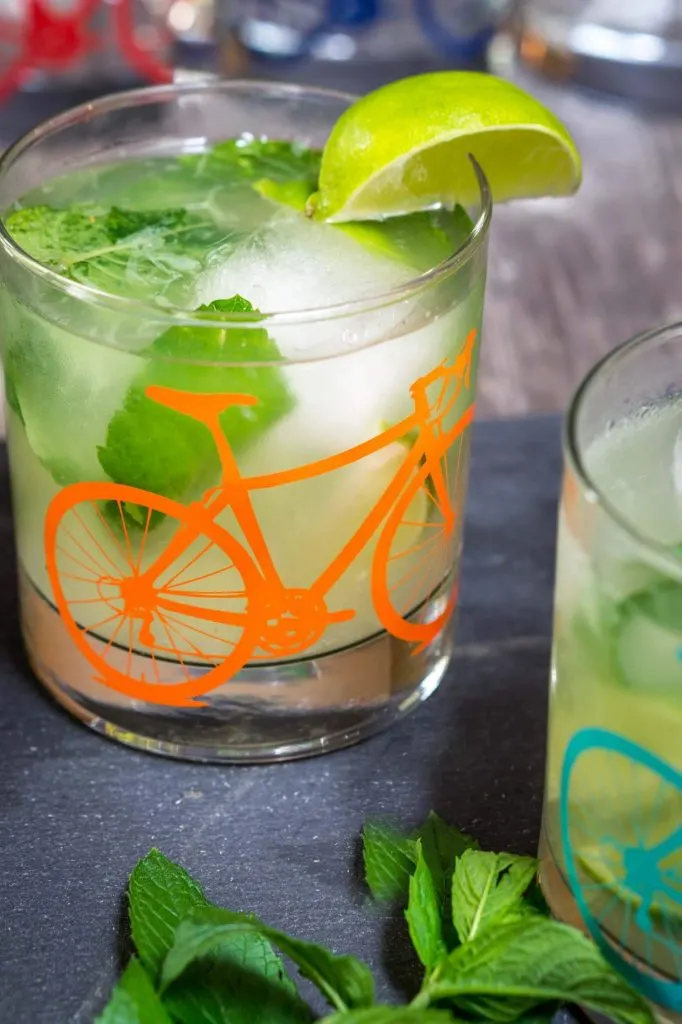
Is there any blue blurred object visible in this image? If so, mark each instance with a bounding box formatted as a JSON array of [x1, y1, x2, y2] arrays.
[[232, 0, 512, 65]]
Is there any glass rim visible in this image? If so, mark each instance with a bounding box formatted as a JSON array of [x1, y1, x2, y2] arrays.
[[0, 77, 493, 334], [565, 319, 682, 565]]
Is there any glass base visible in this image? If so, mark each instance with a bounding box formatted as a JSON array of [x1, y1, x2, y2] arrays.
[[20, 572, 453, 762], [539, 824, 681, 1024]]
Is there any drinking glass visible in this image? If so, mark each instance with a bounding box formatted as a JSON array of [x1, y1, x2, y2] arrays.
[[540, 322, 682, 1019], [0, 80, 490, 762]]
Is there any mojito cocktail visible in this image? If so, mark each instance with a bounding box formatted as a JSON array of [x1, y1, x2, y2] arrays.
[[541, 324, 682, 1018], [0, 76, 580, 760]]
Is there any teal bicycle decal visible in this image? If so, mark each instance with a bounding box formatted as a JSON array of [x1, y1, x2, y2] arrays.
[[561, 727, 682, 1010]]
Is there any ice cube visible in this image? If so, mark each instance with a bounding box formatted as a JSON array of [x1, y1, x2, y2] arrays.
[[195, 211, 415, 357], [197, 209, 481, 455]]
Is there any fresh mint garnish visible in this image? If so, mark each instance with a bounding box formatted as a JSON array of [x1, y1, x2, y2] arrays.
[[203, 137, 321, 185], [362, 822, 417, 903], [323, 1012, 454, 1023], [97, 295, 293, 521], [128, 851, 309, 1024], [450, 849, 538, 943], [405, 842, 446, 971], [418, 812, 478, 946], [128, 848, 209, 981], [96, 814, 654, 1024], [3, 203, 225, 301], [95, 958, 173, 1024], [362, 813, 476, 913], [419, 916, 649, 1024], [161, 905, 374, 1012]]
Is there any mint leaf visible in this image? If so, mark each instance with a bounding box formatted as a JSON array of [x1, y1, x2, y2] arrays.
[[362, 821, 417, 903], [419, 813, 477, 946], [4, 203, 223, 302], [322, 1010, 458, 1023], [128, 848, 209, 981], [451, 849, 537, 943], [129, 851, 308, 1024], [425, 917, 654, 1024], [161, 905, 375, 1012], [207, 138, 321, 185], [163, 930, 311, 1024], [362, 814, 475, 913], [97, 295, 293, 514], [103, 207, 187, 241], [96, 958, 173, 1024], [6, 204, 111, 266], [405, 842, 446, 971]]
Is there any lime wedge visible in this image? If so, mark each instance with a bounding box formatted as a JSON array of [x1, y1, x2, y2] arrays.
[[313, 72, 581, 222]]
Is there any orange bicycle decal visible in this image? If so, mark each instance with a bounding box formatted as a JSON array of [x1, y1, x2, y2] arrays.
[[44, 330, 478, 706]]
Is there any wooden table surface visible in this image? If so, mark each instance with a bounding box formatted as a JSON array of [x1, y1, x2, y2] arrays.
[[481, 70, 682, 417], [1, 65, 681, 419]]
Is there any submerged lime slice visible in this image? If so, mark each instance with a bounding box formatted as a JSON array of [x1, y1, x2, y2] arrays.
[[313, 72, 581, 222], [255, 175, 473, 272]]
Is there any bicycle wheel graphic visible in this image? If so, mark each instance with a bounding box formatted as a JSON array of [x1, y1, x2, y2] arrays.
[[561, 727, 682, 1010], [45, 482, 263, 706], [372, 425, 469, 645]]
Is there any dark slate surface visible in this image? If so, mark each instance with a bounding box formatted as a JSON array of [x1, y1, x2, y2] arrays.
[[0, 414, 563, 1023]]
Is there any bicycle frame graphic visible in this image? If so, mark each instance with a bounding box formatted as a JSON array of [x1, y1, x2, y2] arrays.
[[562, 728, 682, 1010], [44, 330, 477, 706]]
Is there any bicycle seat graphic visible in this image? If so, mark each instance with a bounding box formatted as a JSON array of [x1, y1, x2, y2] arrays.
[[561, 727, 682, 1010], [44, 332, 477, 706]]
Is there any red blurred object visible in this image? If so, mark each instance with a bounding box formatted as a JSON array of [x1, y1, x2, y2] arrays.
[[0, 0, 173, 102]]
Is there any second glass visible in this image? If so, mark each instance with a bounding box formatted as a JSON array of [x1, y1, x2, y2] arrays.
[[541, 322, 682, 1019], [0, 81, 491, 761]]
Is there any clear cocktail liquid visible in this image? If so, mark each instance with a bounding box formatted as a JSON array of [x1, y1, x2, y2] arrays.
[[541, 397, 682, 1018], [1, 138, 485, 758]]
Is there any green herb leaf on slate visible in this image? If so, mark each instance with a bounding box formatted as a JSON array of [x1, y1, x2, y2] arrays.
[[163, 929, 311, 1024], [321, 1009, 460, 1024], [130, 851, 308, 1024], [362, 821, 417, 903], [128, 848, 209, 981], [405, 841, 446, 971], [96, 958, 173, 1024], [424, 916, 654, 1024], [161, 904, 375, 1013], [451, 849, 538, 943], [419, 812, 478, 946]]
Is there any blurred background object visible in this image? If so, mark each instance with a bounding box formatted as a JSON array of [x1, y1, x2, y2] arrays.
[[514, 0, 682, 107], [219, 0, 514, 88], [0, 0, 174, 97], [0, 0, 222, 100]]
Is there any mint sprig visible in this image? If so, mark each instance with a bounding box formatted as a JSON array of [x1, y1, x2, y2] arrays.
[[96, 958, 173, 1024], [95, 814, 655, 1024]]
